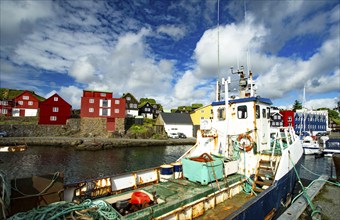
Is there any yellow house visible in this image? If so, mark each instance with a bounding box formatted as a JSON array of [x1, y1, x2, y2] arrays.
[[190, 104, 212, 125]]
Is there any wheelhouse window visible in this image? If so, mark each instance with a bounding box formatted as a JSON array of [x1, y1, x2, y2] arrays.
[[237, 105, 247, 119], [256, 105, 260, 119], [262, 109, 266, 118], [217, 107, 225, 120], [267, 107, 270, 119]]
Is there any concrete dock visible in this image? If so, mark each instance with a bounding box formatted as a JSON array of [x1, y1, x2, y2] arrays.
[[278, 175, 340, 220]]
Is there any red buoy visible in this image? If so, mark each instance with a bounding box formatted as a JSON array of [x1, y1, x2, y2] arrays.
[[130, 191, 151, 205]]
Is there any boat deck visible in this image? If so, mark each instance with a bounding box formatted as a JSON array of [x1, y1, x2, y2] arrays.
[[101, 173, 246, 219]]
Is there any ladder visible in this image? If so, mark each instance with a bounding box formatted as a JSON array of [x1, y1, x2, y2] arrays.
[[251, 155, 280, 195]]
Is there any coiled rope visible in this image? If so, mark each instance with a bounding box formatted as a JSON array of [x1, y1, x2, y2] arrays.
[[8, 199, 117, 220]]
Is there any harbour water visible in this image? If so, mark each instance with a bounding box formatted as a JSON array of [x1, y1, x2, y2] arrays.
[[0, 145, 337, 184], [0, 145, 192, 184]]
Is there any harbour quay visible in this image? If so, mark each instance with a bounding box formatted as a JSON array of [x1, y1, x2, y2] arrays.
[[0, 136, 196, 150]]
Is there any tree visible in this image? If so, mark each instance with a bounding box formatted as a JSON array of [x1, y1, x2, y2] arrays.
[[292, 100, 302, 111]]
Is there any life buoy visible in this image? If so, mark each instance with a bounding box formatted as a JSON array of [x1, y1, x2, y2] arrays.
[[237, 133, 254, 152]]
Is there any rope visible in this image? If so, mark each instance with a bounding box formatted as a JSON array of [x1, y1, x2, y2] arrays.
[[0, 171, 11, 219], [8, 199, 117, 220], [11, 172, 60, 198], [288, 152, 321, 219]]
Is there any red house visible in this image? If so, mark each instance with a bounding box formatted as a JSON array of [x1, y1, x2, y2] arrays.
[[38, 93, 72, 125], [80, 90, 126, 131], [12, 90, 42, 117], [280, 110, 295, 127]]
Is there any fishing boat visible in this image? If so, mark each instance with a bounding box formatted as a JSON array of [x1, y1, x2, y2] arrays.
[[4, 68, 303, 220]]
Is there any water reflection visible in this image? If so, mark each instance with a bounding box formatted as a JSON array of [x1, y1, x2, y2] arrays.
[[0, 145, 191, 184], [2, 147, 335, 184]]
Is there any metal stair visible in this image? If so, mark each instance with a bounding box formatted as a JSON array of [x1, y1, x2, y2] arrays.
[[251, 156, 279, 194]]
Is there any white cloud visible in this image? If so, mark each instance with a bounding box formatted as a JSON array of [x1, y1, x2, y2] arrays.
[[304, 98, 339, 110], [156, 25, 187, 40], [58, 86, 83, 109], [69, 56, 96, 83]]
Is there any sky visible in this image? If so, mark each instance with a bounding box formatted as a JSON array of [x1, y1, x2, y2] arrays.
[[0, 0, 339, 110]]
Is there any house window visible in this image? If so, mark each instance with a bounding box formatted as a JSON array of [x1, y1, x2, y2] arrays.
[[100, 93, 106, 97], [1, 109, 7, 114], [114, 109, 119, 113], [1, 101, 8, 106], [126, 96, 131, 101], [89, 99, 94, 103], [288, 123, 292, 127], [238, 105, 247, 119], [50, 116, 57, 121], [28, 101, 33, 106], [102, 108, 108, 116], [145, 107, 150, 112], [54, 97, 58, 101], [89, 108, 94, 113], [288, 116, 292, 122], [53, 107, 59, 112], [129, 103, 134, 108], [134, 104, 137, 108], [115, 100, 120, 104], [23, 96, 29, 100], [18, 101, 23, 105], [201, 110, 204, 113], [102, 100, 108, 107]]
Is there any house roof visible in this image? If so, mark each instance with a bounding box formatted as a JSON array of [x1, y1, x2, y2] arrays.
[[121, 92, 138, 102], [0, 88, 45, 101], [160, 112, 192, 125]]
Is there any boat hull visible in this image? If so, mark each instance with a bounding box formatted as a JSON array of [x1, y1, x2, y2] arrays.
[[228, 156, 302, 220]]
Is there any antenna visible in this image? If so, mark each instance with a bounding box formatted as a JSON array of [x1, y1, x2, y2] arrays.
[[217, 0, 220, 80]]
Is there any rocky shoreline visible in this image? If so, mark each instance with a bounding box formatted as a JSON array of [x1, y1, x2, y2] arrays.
[[0, 137, 196, 151]]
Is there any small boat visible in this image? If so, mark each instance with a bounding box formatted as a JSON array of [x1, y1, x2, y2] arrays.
[[302, 136, 320, 155], [321, 139, 340, 156], [0, 144, 27, 152], [302, 135, 328, 155]]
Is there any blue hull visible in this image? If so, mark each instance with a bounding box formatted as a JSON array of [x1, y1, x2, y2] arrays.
[[227, 157, 302, 220]]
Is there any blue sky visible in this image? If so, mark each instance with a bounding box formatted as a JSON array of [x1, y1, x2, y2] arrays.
[[0, 0, 339, 110]]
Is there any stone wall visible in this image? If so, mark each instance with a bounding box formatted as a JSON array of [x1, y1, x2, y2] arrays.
[[0, 117, 125, 138], [79, 117, 109, 137]]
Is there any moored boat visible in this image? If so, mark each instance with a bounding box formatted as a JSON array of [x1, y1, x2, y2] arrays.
[[0, 144, 27, 153], [3, 68, 303, 220], [321, 139, 340, 156]]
